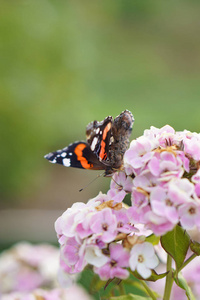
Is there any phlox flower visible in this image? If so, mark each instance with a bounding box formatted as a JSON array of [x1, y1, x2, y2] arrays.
[[148, 151, 184, 180], [167, 178, 194, 205], [55, 202, 95, 243], [129, 188, 150, 225], [113, 207, 138, 234], [124, 136, 156, 175], [94, 243, 130, 280], [183, 134, 200, 161], [144, 210, 175, 236], [107, 172, 133, 203], [150, 186, 179, 224], [60, 237, 86, 274], [129, 242, 159, 279], [178, 201, 200, 230], [144, 125, 175, 141], [87, 192, 110, 206], [90, 207, 118, 243], [84, 245, 109, 268]]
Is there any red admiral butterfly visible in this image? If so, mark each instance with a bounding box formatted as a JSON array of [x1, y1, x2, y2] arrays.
[[44, 110, 134, 175]]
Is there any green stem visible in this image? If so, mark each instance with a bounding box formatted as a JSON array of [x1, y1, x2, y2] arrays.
[[180, 253, 197, 271], [140, 280, 157, 300], [118, 281, 126, 295], [163, 254, 173, 300]]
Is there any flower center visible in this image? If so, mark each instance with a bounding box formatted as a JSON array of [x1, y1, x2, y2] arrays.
[[110, 259, 117, 267], [189, 207, 196, 215], [102, 223, 108, 231], [165, 199, 173, 206], [118, 221, 124, 228], [138, 254, 144, 263]]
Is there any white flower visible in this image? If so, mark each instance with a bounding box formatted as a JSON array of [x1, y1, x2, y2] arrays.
[[85, 246, 108, 268], [129, 242, 159, 279]]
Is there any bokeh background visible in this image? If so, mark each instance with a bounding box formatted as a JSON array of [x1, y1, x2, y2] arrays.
[[1, 0, 200, 248]]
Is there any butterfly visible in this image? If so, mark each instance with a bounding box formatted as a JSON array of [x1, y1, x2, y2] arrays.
[[44, 110, 134, 176]]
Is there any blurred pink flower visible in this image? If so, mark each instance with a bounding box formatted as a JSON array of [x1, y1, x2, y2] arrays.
[[1, 286, 93, 300], [0, 243, 59, 294]]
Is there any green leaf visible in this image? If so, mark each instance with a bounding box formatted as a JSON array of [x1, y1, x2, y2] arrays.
[[160, 225, 190, 271], [131, 269, 168, 282], [174, 272, 196, 300], [110, 294, 151, 300], [145, 234, 160, 245], [190, 241, 200, 255]]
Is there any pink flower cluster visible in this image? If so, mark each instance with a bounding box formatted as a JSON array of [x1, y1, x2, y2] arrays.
[[56, 125, 200, 282], [120, 125, 200, 235], [55, 194, 158, 280]]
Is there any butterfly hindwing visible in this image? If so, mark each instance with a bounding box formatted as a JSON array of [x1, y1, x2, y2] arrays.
[[86, 116, 113, 161]]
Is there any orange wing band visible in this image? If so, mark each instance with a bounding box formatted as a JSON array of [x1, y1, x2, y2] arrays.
[[99, 123, 111, 160], [74, 144, 93, 169]]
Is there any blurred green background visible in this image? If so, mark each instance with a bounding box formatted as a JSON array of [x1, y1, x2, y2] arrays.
[[1, 0, 200, 244]]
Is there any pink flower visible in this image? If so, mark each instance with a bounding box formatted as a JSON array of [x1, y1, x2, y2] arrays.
[[107, 172, 133, 203], [150, 186, 179, 224], [90, 208, 118, 243], [144, 210, 175, 236], [55, 202, 94, 242], [124, 136, 156, 175], [129, 188, 150, 224], [60, 237, 86, 274], [178, 202, 200, 230], [167, 178, 194, 205], [114, 208, 137, 234], [148, 151, 184, 180], [94, 243, 130, 280], [87, 192, 110, 206], [184, 135, 200, 161]]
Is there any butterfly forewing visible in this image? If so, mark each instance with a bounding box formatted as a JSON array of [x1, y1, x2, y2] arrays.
[[44, 142, 106, 170]]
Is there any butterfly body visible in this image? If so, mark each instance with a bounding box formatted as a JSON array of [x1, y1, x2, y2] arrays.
[[45, 110, 134, 175]]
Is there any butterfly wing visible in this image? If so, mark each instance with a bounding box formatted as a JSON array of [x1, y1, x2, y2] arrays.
[[44, 141, 107, 170], [86, 116, 113, 162]]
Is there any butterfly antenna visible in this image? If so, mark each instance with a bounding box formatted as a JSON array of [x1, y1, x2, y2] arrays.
[[79, 172, 105, 192], [111, 177, 121, 188]]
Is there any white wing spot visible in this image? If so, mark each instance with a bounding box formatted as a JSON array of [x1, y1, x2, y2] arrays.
[[62, 158, 71, 167], [61, 152, 67, 157], [68, 152, 73, 156], [91, 137, 98, 151], [51, 159, 57, 164]]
